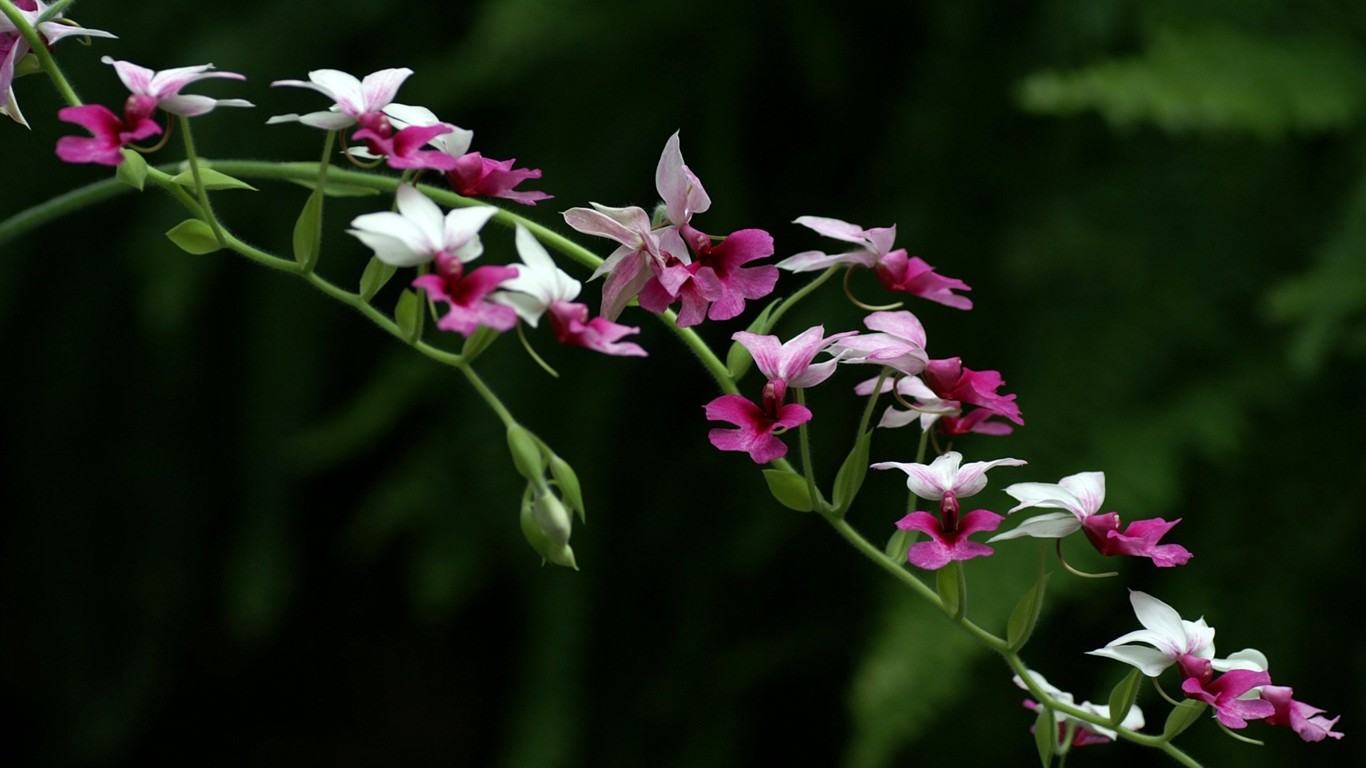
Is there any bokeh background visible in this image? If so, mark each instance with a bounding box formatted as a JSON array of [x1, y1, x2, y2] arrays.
[[3, 0, 1364, 765]]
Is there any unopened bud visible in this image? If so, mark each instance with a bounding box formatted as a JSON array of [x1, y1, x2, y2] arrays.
[[506, 425, 547, 483]]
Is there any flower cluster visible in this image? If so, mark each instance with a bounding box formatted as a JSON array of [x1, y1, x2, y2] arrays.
[[56, 57, 252, 165], [267, 68, 549, 204], [10, 15, 1342, 761], [348, 185, 643, 355], [1091, 591, 1342, 741], [564, 133, 778, 326]]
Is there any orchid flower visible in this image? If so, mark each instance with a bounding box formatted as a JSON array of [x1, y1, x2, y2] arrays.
[[101, 57, 253, 117], [732, 326, 858, 389], [921, 357, 1021, 425], [1013, 670, 1145, 747], [347, 184, 497, 268], [413, 258, 519, 337], [1086, 591, 1216, 678], [497, 225, 645, 357], [987, 471, 1192, 567], [871, 450, 1025, 503], [895, 497, 1003, 569], [564, 132, 711, 320], [1260, 686, 1344, 742], [778, 215, 972, 309], [704, 380, 811, 464], [54, 104, 160, 166], [376, 105, 551, 203], [563, 203, 689, 321], [1180, 669, 1276, 730], [2, 1, 115, 125], [637, 227, 778, 327], [267, 67, 414, 129], [832, 310, 929, 376]]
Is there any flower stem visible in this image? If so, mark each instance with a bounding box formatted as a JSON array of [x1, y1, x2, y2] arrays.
[[177, 116, 226, 246], [1006, 658, 1205, 767]]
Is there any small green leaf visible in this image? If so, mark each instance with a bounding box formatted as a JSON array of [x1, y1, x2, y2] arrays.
[[358, 255, 397, 301], [116, 149, 147, 190], [548, 454, 585, 523], [1162, 699, 1207, 740], [171, 168, 258, 191], [1106, 668, 1143, 729], [884, 527, 915, 561], [1033, 702, 1056, 766], [292, 190, 324, 270], [1006, 571, 1050, 651], [935, 562, 961, 616], [287, 177, 382, 197], [461, 325, 500, 361], [831, 429, 872, 513], [164, 219, 221, 254], [762, 469, 814, 512], [395, 289, 422, 342]]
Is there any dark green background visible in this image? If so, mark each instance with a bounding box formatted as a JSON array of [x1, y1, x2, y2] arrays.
[[2, 1, 1363, 765]]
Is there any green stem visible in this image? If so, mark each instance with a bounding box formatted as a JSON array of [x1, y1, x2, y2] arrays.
[[793, 387, 828, 513], [824, 515, 1006, 652], [0, 0, 81, 107], [764, 266, 840, 329], [1005, 657, 1205, 767], [458, 363, 518, 429], [177, 116, 226, 245]]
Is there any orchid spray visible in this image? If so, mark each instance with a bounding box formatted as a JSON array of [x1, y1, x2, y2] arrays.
[[0, 3, 1345, 764]]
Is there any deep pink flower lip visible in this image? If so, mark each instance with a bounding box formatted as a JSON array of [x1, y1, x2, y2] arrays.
[[55, 104, 161, 166], [704, 380, 812, 464], [896, 508, 1003, 570], [1181, 669, 1276, 730]]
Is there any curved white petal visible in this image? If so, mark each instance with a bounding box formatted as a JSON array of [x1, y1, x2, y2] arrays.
[[1058, 471, 1106, 515], [1003, 481, 1084, 516], [1086, 645, 1176, 677], [986, 512, 1080, 542], [442, 206, 500, 259]]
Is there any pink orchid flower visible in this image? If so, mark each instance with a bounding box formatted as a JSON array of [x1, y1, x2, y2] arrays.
[[267, 67, 413, 129], [704, 380, 812, 464], [101, 57, 253, 117], [497, 225, 645, 357], [832, 310, 929, 376], [637, 227, 779, 327], [988, 471, 1192, 567], [380, 105, 551, 204], [1261, 686, 1344, 742], [921, 357, 1022, 426], [563, 203, 689, 321], [778, 215, 972, 309], [895, 493, 1003, 570], [413, 257, 519, 337], [732, 326, 857, 389], [55, 104, 160, 166], [1181, 669, 1276, 730], [564, 132, 711, 320]]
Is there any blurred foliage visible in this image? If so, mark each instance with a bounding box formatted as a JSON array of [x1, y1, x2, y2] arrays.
[[2, 1, 1364, 767]]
